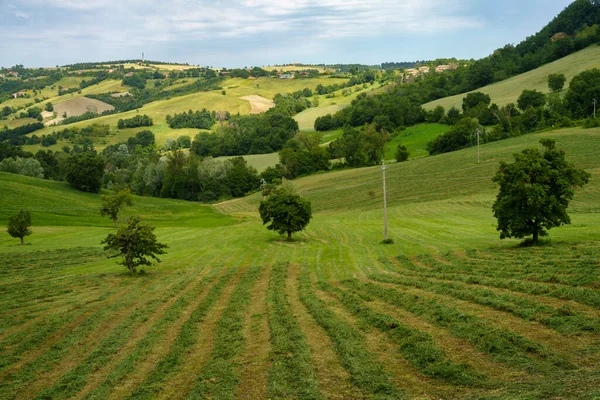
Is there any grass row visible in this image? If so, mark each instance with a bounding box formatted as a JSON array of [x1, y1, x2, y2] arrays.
[[371, 267, 600, 335], [319, 281, 486, 386], [83, 269, 220, 400], [342, 279, 572, 373], [32, 276, 193, 399], [124, 267, 237, 399], [266, 263, 323, 399], [185, 265, 263, 399], [396, 255, 600, 309], [0, 272, 173, 399], [297, 271, 406, 400]]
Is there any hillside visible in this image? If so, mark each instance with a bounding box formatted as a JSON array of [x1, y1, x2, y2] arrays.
[[1, 125, 600, 398], [424, 45, 600, 111]]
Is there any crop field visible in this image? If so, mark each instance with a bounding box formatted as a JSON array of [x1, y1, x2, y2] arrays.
[[1, 126, 600, 399], [424, 45, 600, 111], [1, 77, 86, 109]]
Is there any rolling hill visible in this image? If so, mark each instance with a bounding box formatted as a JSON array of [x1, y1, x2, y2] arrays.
[[424, 45, 600, 111], [1, 125, 600, 398]]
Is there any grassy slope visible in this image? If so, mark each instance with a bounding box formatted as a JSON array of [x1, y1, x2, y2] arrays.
[[1, 126, 600, 399], [424, 45, 600, 111], [384, 123, 452, 160]]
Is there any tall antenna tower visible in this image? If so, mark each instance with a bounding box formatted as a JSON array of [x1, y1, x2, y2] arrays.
[[142, 52, 145, 63]]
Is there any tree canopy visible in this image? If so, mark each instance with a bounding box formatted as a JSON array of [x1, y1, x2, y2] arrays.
[[492, 139, 590, 245], [101, 188, 134, 228], [7, 210, 32, 245], [102, 216, 167, 275], [259, 184, 312, 241]]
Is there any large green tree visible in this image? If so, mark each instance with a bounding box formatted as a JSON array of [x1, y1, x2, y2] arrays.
[[65, 151, 105, 193], [547, 73, 566, 93], [7, 210, 32, 245], [564, 68, 600, 119], [100, 188, 133, 228], [102, 216, 168, 275], [259, 185, 312, 241], [517, 90, 546, 111], [492, 139, 590, 245]]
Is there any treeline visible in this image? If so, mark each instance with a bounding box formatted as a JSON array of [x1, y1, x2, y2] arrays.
[[427, 69, 600, 155], [166, 109, 215, 129], [0, 122, 45, 145], [191, 110, 299, 157], [118, 114, 153, 129]]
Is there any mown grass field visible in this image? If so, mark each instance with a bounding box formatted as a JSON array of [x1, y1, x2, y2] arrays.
[[1, 126, 600, 399], [424, 45, 600, 111]]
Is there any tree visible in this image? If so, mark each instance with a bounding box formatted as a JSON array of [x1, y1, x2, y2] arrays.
[[102, 216, 167, 275], [259, 185, 312, 241], [548, 73, 566, 92], [7, 210, 32, 245], [45, 102, 54, 112], [564, 68, 600, 119], [462, 92, 491, 112], [65, 151, 105, 193], [101, 188, 133, 228], [395, 144, 409, 162], [492, 139, 590, 245], [517, 90, 546, 111]]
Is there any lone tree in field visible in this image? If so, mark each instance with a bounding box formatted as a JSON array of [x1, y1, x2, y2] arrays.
[[259, 184, 312, 241], [492, 139, 590, 245], [102, 216, 167, 275], [7, 210, 32, 245], [548, 73, 566, 93], [101, 188, 133, 228], [395, 144, 409, 162]]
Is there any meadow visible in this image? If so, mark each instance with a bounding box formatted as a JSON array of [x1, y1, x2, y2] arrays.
[[1, 125, 599, 398], [423, 45, 600, 111]]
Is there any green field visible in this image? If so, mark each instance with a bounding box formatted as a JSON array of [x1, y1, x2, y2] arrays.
[[384, 123, 452, 160], [424, 45, 600, 111], [1, 126, 600, 399]]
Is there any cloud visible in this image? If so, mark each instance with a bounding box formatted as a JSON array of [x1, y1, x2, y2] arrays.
[[3, 0, 484, 66]]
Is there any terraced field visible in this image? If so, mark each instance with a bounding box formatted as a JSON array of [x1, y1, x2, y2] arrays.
[[1, 126, 600, 398]]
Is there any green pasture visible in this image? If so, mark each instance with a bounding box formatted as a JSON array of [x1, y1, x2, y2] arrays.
[[424, 45, 600, 111], [384, 123, 452, 160]]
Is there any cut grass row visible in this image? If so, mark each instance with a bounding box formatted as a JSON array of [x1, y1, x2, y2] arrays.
[[342, 279, 572, 373], [185, 265, 263, 399], [266, 263, 323, 399], [82, 268, 220, 400], [319, 280, 486, 386], [124, 267, 236, 399], [297, 271, 406, 399], [371, 265, 600, 335]]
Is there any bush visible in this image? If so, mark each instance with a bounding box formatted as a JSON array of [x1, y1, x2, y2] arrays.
[[117, 114, 153, 129], [395, 144, 409, 162]]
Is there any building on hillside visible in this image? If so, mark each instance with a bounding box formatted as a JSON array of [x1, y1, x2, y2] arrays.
[[435, 63, 459, 73], [280, 73, 295, 79], [418, 66, 430, 73], [7, 71, 19, 78], [405, 68, 419, 76], [11, 91, 27, 98], [124, 72, 134, 77]]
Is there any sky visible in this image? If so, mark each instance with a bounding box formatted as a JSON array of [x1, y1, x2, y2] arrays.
[[0, 0, 575, 68]]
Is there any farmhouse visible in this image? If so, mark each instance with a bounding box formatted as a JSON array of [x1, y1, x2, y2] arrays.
[[11, 91, 27, 99], [7, 71, 19, 78], [418, 66, 430, 73], [435, 63, 459, 73], [280, 73, 295, 79], [405, 69, 420, 76]]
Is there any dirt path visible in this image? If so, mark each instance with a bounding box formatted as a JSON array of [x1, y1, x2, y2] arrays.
[[240, 95, 274, 114]]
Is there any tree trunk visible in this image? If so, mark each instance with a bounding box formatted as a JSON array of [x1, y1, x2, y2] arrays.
[[532, 229, 539, 245], [114, 218, 118, 229], [287, 231, 292, 241], [20, 237, 24, 245]]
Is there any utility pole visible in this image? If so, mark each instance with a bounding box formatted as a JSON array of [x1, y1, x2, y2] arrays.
[[382, 160, 388, 242], [475, 128, 481, 164], [594, 98, 597, 118]]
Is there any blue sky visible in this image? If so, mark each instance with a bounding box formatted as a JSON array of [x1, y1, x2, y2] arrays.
[[0, 0, 574, 68]]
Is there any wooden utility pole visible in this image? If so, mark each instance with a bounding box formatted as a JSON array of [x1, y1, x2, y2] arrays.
[[382, 160, 388, 242], [475, 128, 481, 164]]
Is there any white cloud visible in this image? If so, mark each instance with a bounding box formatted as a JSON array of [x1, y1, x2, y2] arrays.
[[14, 11, 30, 19]]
